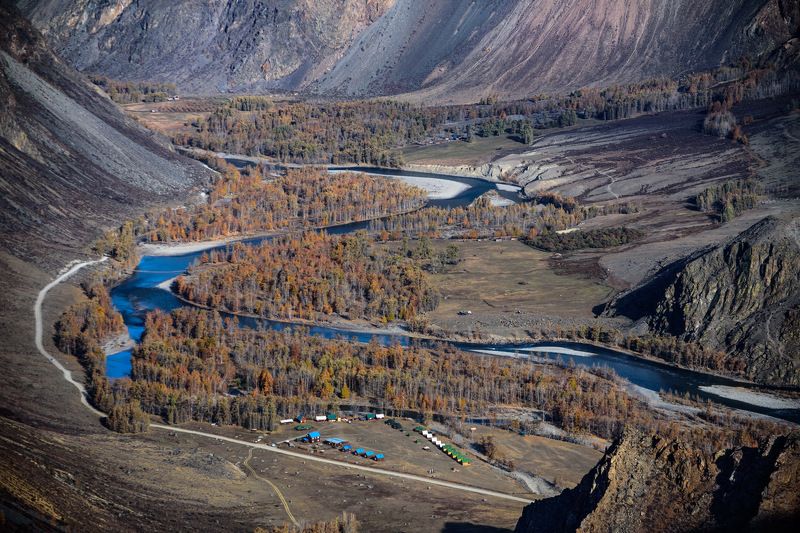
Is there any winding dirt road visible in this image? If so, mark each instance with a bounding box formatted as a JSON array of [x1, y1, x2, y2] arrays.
[[34, 258, 108, 417]]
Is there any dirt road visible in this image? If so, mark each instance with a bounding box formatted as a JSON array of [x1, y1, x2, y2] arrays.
[[34, 258, 108, 417], [243, 448, 300, 526]]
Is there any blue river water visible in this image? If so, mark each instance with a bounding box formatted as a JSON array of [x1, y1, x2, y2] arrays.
[[107, 171, 800, 423]]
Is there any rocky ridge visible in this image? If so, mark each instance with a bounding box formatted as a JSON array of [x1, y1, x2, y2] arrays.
[[610, 216, 800, 386], [515, 429, 800, 532]]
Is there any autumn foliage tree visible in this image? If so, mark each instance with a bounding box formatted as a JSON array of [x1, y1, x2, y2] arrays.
[[54, 281, 149, 433], [175, 231, 439, 322], [144, 165, 426, 243], [118, 308, 672, 439]]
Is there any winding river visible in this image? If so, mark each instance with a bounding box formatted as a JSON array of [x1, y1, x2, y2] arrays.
[[107, 169, 800, 424]]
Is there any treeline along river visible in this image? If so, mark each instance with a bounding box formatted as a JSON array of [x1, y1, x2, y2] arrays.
[[106, 169, 800, 423]]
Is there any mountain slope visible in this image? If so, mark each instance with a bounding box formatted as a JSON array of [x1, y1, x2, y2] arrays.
[[317, 0, 799, 102], [610, 216, 800, 385], [0, 4, 210, 265], [16, 0, 393, 94], [17, 0, 800, 101], [515, 429, 800, 532]]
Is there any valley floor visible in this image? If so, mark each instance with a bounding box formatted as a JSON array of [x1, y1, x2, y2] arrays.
[[3, 97, 799, 532]]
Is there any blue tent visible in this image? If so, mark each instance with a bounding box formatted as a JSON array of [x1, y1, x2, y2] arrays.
[[354, 448, 365, 455], [374, 453, 384, 461], [364, 450, 375, 458], [342, 444, 352, 452]]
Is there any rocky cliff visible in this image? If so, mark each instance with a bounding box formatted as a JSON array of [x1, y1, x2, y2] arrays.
[[515, 429, 800, 532], [16, 0, 800, 101], [0, 4, 210, 265], [611, 216, 800, 386]]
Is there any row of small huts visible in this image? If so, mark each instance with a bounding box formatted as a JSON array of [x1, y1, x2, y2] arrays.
[[415, 427, 471, 465], [281, 412, 385, 424]]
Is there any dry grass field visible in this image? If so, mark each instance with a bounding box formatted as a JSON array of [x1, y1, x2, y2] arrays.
[[468, 426, 603, 488], [422, 240, 615, 339], [402, 135, 527, 167], [123, 97, 224, 135]]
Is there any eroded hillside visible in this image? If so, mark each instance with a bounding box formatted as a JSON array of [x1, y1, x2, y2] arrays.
[[320, 0, 800, 102], [17, 0, 800, 101], [0, 4, 210, 265], [17, 0, 394, 94]]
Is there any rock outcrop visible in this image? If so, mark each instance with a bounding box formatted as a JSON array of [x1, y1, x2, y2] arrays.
[[611, 216, 800, 385], [515, 429, 800, 533], [15, 0, 800, 101], [0, 4, 210, 265]]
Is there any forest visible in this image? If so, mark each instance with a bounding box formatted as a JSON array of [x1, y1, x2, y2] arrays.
[[89, 75, 177, 103], [144, 164, 425, 243], [115, 307, 785, 447], [51, 286, 761, 440], [528, 227, 645, 252], [54, 281, 149, 432], [175, 231, 439, 322], [123, 307, 661, 439], [168, 59, 799, 166], [370, 196, 638, 240]]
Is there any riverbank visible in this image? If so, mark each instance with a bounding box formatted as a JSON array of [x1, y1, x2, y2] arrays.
[[139, 236, 269, 257], [134, 203, 430, 258], [166, 281, 776, 393], [329, 168, 471, 199], [699, 385, 800, 410]]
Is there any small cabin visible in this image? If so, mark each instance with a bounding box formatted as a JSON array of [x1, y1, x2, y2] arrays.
[[303, 431, 321, 443]]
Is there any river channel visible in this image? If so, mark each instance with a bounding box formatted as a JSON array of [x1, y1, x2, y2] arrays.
[[107, 168, 800, 423]]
